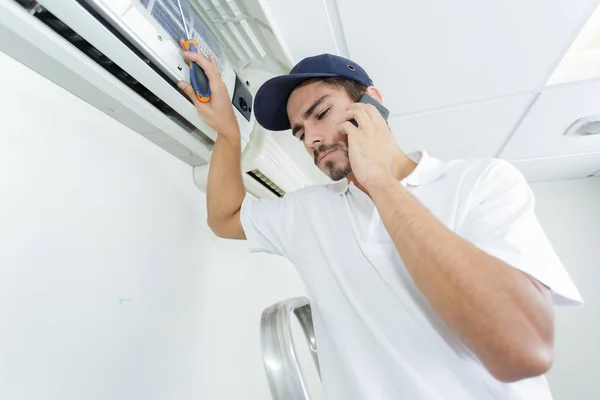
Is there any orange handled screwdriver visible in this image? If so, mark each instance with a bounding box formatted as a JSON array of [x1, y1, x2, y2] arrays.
[[176, 0, 210, 103]]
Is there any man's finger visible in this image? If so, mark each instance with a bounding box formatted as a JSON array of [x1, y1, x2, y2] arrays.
[[209, 54, 219, 76], [177, 80, 201, 107], [347, 102, 378, 116], [348, 102, 389, 131], [363, 103, 384, 125], [177, 80, 189, 90], [338, 120, 359, 136], [183, 51, 220, 83], [341, 108, 371, 130]]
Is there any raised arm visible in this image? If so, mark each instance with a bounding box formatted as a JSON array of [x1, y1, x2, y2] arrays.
[[177, 46, 246, 239]]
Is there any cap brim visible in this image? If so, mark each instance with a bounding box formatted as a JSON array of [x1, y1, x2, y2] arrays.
[[254, 72, 340, 132]]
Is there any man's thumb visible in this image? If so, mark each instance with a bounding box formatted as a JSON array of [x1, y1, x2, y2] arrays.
[[177, 80, 189, 90], [177, 81, 195, 100]]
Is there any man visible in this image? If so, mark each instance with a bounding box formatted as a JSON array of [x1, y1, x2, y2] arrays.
[[177, 51, 583, 399]]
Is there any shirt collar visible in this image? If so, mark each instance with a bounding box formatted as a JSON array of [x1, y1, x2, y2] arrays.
[[327, 150, 446, 195]]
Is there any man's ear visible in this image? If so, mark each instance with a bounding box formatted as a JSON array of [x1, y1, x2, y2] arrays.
[[365, 86, 384, 104]]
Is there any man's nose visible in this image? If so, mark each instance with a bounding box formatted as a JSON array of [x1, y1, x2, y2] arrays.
[[305, 129, 324, 150]]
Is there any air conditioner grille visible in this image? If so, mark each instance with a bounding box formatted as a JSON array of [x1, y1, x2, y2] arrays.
[[195, 0, 267, 67], [247, 170, 284, 197], [140, 0, 225, 73]]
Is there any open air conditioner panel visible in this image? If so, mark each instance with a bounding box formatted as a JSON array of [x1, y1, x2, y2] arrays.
[[77, 0, 255, 142], [85, 0, 226, 80], [2, 0, 321, 199]]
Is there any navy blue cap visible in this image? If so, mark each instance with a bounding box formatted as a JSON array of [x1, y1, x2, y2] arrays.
[[254, 53, 373, 132]]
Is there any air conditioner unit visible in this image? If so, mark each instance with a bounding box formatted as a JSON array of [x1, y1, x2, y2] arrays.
[[0, 0, 321, 198]]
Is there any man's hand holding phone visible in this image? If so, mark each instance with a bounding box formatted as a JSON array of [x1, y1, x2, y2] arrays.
[[338, 95, 396, 190]]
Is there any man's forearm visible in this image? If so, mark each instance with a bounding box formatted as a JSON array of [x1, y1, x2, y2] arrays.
[[206, 133, 246, 226], [367, 175, 554, 382]]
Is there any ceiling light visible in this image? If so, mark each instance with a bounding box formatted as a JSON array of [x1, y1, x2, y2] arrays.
[[565, 114, 600, 137]]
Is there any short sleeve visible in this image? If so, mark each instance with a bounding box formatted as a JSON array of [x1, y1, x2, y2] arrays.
[[239, 193, 294, 257], [459, 160, 583, 306]]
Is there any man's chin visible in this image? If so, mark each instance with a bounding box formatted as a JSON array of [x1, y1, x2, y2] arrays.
[[322, 162, 352, 182], [330, 174, 350, 182]]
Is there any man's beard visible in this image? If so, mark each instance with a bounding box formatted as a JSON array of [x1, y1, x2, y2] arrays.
[[314, 143, 352, 181]]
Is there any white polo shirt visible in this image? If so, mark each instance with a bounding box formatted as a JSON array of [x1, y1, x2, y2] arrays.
[[240, 150, 583, 400]]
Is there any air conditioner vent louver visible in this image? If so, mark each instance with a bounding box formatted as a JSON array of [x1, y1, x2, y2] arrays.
[[247, 170, 285, 197], [565, 114, 600, 137], [34, 6, 167, 116]]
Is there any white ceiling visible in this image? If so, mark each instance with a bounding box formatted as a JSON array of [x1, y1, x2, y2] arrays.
[[337, 0, 594, 114], [262, 0, 600, 182], [499, 78, 600, 159], [389, 93, 533, 161]]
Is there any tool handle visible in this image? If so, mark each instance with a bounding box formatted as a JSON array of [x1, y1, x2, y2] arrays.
[[183, 40, 211, 103]]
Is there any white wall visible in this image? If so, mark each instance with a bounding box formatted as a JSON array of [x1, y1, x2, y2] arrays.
[[531, 177, 600, 400], [0, 51, 305, 400]]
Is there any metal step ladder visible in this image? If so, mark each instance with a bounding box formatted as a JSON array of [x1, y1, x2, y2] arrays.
[[260, 297, 321, 399]]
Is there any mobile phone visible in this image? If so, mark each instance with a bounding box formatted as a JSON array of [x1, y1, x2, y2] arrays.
[[350, 94, 390, 127]]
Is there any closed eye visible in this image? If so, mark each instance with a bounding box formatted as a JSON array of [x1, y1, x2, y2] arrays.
[[296, 108, 329, 141], [317, 108, 330, 120]]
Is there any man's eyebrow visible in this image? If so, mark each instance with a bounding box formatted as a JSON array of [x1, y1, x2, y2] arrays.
[[303, 95, 329, 120], [291, 95, 330, 136]]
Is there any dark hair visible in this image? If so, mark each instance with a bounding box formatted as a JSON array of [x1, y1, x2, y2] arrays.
[[305, 76, 368, 101]]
